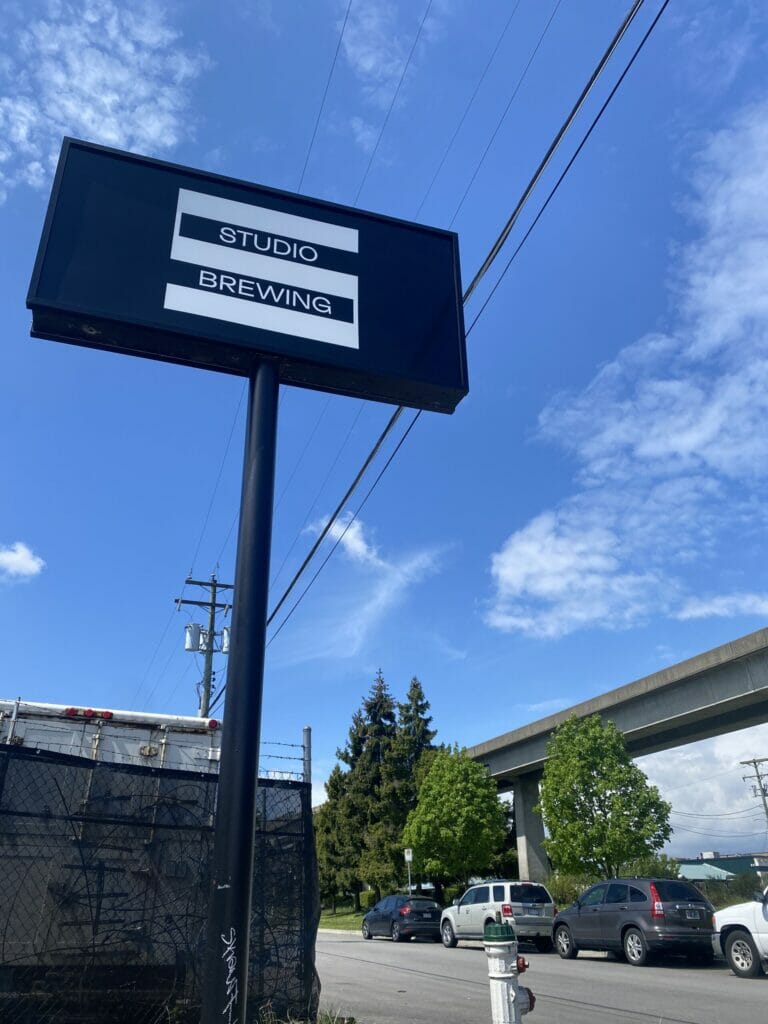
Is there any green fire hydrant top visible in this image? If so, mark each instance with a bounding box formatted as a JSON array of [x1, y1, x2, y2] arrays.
[[483, 920, 516, 942]]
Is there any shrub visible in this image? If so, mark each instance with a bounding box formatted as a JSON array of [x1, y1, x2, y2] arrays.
[[545, 872, 597, 908], [443, 884, 464, 905], [359, 890, 377, 911]]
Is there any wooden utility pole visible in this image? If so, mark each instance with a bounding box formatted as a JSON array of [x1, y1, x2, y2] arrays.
[[177, 574, 233, 717]]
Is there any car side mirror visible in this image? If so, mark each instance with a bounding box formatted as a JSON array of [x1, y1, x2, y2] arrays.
[[753, 891, 767, 904], [451, 898, 459, 906]]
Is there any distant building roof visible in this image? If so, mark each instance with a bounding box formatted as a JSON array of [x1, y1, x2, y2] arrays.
[[679, 863, 736, 881], [676, 852, 768, 877]]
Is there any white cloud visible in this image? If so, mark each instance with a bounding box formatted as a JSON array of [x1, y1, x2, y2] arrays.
[[674, 4, 761, 94], [522, 698, 570, 716], [638, 724, 768, 857], [487, 99, 768, 638], [341, 0, 408, 109], [327, 513, 383, 567], [275, 515, 442, 665], [0, 542, 45, 579], [349, 115, 378, 154], [677, 592, 768, 620], [0, 0, 209, 201], [339, 0, 452, 141]]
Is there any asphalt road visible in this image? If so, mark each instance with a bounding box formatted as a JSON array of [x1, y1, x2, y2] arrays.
[[316, 931, 767, 1024]]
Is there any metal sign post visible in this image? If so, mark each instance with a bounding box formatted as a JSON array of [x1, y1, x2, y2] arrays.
[[199, 361, 279, 1024]]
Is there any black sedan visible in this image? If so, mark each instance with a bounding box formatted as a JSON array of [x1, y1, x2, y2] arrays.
[[361, 894, 442, 942]]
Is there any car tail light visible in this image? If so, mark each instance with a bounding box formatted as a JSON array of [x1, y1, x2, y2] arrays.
[[399, 905, 411, 916], [649, 882, 665, 919], [501, 903, 513, 918]]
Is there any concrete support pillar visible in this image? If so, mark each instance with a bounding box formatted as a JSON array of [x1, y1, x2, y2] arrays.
[[513, 772, 548, 881]]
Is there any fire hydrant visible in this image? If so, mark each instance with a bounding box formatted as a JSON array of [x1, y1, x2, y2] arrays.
[[483, 918, 536, 1022]]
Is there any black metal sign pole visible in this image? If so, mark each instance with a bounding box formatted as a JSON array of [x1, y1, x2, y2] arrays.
[[201, 359, 279, 1024]]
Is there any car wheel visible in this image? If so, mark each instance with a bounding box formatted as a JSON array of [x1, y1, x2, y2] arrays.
[[361, 920, 372, 940], [623, 927, 649, 966], [534, 937, 553, 953], [554, 925, 577, 959], [441, 920, 458, 948], [725, 929, 764, 978], [391, 921, 406, 943]]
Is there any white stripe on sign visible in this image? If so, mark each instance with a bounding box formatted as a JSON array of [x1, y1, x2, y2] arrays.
[[164, 284, 360, 349], [176, 189, 359, 253], [170, 234, 358, 301]]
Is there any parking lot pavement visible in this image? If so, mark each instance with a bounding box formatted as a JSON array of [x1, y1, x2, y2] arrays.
[[316, 931, 768, 1024]]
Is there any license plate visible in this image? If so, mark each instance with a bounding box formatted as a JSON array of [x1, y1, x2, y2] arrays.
[[524, 907, 542, 917], [421, 912, 433, 920], [685, 909, 700, 920]]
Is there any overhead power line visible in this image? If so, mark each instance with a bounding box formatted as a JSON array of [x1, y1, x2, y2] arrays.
[[265, 409, 423, 648], [352, 0, 434, 206], [465, 0, 669, 338], [461, 0, 646, 306], [213, 0, 670, 706], [296, 0, 354, 193], [266, 405, 405, 626], [209, 408, 422, 716], [413, 0, 523, 220], [447, 0, 564, 229], [269, 399, 366, 591], [257, 0, 667, 643]]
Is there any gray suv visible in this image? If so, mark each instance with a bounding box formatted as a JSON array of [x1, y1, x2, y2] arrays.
[[553, 878, 714, 966], [440, 880, 556, 951]]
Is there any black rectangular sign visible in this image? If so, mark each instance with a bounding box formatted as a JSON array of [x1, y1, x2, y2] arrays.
[[27, 139, 468, 412]]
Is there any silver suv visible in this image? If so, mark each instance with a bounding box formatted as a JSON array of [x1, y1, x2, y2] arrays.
[[440, 879, 556, 951]]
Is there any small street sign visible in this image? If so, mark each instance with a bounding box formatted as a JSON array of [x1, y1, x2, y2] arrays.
[[404, 848, 413, 863]]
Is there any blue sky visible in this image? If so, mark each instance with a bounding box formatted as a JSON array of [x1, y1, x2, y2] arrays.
[[3, 0, 768, 857]]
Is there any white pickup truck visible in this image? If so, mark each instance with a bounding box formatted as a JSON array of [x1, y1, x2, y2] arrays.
[[712, 879, 768, 978]]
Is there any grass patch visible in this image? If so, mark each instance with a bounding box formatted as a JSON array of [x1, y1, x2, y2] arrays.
[[318, 905, 365, 932]]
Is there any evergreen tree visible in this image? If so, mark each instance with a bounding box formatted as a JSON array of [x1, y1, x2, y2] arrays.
[[354, 671, 399, 896], [397, 677, 436, 774], [314, 671, 441, 903], [314, 765, 363, 910]]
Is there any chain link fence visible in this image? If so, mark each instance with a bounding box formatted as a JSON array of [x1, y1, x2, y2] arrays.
[[0, 743, 319, 1023]]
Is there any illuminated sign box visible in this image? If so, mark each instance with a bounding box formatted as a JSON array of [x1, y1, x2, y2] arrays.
[[27, 139, 468, 413]]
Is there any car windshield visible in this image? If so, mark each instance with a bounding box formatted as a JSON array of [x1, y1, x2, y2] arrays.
[[407, 898, 440, 909], [654, 880, 706, 902], [508, 884, 551, 904]]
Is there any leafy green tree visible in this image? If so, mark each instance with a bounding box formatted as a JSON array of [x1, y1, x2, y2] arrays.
[[488, 797, 518, 879], [403, 747, 506, 902], [624, 852, 679, 879], [536, 714, 672, 878]]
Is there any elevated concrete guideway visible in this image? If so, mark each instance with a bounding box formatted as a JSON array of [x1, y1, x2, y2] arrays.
[[467, 627, 768, 881]]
